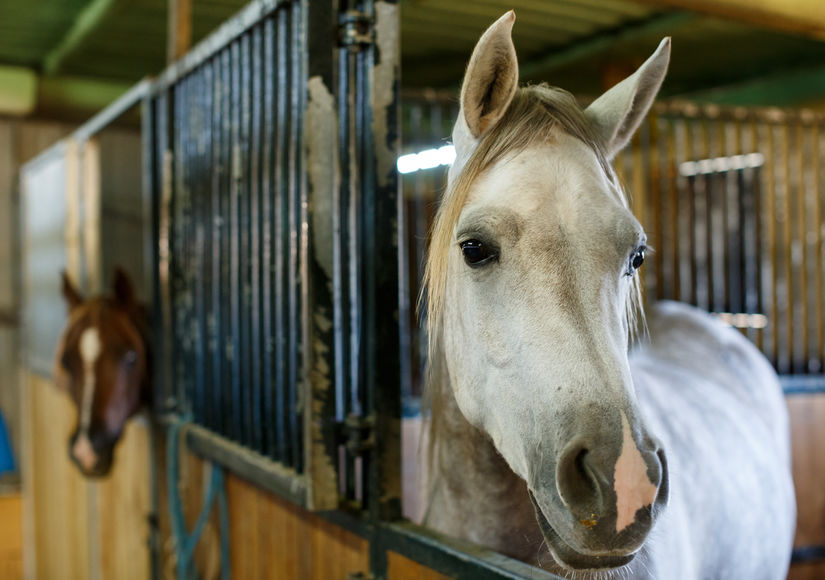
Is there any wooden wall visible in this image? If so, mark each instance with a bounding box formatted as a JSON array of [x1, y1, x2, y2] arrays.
[[156, 443, 372, 580], [788, 394, 825, 580], [0, 118, 75, 467], [20, 371, 152, 580]]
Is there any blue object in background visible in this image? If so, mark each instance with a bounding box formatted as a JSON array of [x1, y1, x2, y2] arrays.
[[0, 409, 15, 474]]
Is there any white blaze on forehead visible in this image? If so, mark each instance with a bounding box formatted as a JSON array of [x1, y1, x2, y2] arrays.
[[74, 327, 101, 469], [614, 411, 658, 533]]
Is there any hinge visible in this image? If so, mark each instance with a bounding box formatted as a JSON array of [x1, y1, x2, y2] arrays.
[[337, 413, 375, 456], [339, 10, 373, 49]]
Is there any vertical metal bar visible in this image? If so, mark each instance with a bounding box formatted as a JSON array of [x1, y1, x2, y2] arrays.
[[743, 118, 763, 349], [220, 47, 233, 438], [210, 54, 224, 433], [691, 120, 709, 311], [193, 68, 208, 425], [156, 90, 175, 412], [795, 122, 809, 372], [291, 0, 306, 474], [817, 122, 825, 370], [274, 7, 288, 464], [780, 124, 793, 372], [250, 24, 264, 453], [802, 121, 820, 373], [201, 61, 214, 430], [367, 0, 402, 523], [759, 122, 777, 367], [261, 16, 276, 458], [229, 40, 243, 441], [239, 32, 253, 447], [673, 118, 692, 304]]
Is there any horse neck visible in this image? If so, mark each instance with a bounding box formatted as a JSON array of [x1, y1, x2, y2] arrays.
[[424, 346, 542, 561]]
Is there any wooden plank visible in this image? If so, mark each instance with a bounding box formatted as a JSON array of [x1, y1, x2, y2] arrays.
[[24, 372, 91, 579], [167, 0, 193, 64], [0, 493, 22, 580], [82, 138, 102, 293], [387, 551, 451, 580], [96, 419, 152, 580], [787, 394, 825, 579]]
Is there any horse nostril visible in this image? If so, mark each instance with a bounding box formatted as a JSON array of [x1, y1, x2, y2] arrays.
[[556, 443, 611, 517]]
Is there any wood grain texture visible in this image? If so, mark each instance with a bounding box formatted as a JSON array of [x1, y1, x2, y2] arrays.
[[0, 493, 22, 580], [787, 394, 825, 579], [387, 551, 451, 580], [155, 441, 371, 580]]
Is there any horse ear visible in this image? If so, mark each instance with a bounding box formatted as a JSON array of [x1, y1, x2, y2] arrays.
[[61, 271, 83, 311], [459, 11, 519, 140], [113, 267, 135, 308], [584, 38, 670, 159]]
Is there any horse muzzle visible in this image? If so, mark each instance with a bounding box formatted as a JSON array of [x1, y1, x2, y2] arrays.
[[529, 443, 669, 571], [68, 430, 116, 477]]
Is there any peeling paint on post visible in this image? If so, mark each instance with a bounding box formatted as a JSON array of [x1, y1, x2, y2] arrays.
[[305, 74, 341, 511]]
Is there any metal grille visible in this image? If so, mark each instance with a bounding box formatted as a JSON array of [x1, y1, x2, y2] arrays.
[[622, 104, 825, 375], [145, 0, 402, 513], [151, 0, 306, 470]]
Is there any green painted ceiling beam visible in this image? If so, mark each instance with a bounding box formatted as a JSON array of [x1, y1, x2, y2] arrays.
[[0, 66, 38, 115], [518, 11, 694, 81], [43, 0, 121, 76], [685, 64, 825, 107]]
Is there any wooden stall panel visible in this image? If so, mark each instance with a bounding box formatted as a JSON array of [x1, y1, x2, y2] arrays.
[[787, 394, 825, 580], [23, 373, 91, 580], [0, 493, 22, 580], [157, 447, 370, 580], [387, 552, 451, 580], [96, 418, 152, 580]]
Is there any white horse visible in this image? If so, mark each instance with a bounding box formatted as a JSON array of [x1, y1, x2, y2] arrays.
[[421, 12, 795, 579]]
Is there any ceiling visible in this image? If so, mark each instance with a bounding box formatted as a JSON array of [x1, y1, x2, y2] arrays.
[[1, 0, 825, 119]]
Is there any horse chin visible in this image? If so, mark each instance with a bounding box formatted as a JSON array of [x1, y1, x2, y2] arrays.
[[528, 491, 637, 571]]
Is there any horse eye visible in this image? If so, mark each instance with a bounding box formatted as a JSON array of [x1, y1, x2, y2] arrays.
[[629, 246, 646, 274], [460, 239, 496, 267], [124, 350, 138, 366]]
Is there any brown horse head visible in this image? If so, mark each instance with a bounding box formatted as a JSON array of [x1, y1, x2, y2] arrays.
[[54, 268, 150, 477]]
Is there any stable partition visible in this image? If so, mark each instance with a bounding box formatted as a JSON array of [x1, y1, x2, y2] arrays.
[[19, 85, 151, 580]]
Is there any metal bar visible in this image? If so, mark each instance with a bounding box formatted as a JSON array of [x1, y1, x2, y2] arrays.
[[219, 47, 233, 436], [781, 375, 825, 395], [250, 24, 264, 454], [816, 123, 825, 370], [185, 422, 308, 507], [239, 32, 253, 447], [274, 7, 288, 464], [152, 0, 292, 90], [229, 39, 243, 442], [373, 522, 564, 580], [261, 14, 276, 459], [780, 124, 794, 372], [204, 58, 218, 432], [74, 79, 152, 142], [193, 68, 208, 426]]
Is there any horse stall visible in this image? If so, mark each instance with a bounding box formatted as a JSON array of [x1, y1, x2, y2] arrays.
[[11, 0, 825, 579], [19, 84, 153, 579]]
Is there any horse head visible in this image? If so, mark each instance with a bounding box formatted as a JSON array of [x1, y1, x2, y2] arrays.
[[54, 269, 150, 477], [425, 12, 670, 570]]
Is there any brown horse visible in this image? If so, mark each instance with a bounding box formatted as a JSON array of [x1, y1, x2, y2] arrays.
[[54, 269, 151, 477]]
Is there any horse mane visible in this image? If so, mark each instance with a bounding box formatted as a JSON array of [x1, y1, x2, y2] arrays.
[[419, 84, 645, 472]]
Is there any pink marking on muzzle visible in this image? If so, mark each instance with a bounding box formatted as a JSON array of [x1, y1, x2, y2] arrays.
[[72, 433, 98, 472], [614, 412, 658, 533]]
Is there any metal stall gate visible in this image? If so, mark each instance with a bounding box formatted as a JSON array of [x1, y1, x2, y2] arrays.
[[144, 0, 403, 528]]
